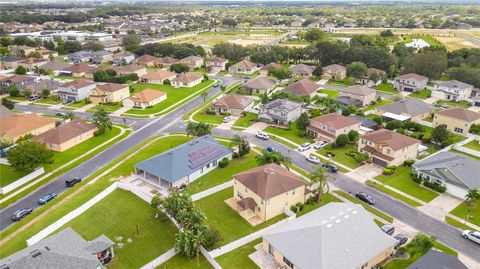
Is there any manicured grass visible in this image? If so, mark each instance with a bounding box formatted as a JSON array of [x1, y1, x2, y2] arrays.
[[318, 88, 339, 98], [401, 35, 444, 47], [186, 152, 258, 194], [382, 241, 426, 269], [333, 190, 394, 223], [6, 96, 28, 102], [54, 75, 82, 80], [409, 89, 432, 100], [192, 111, 224, 124], [264, 123, 310, 145], [65, 101, 89, 108], [433, 241, 458, 257], [0, 164, 30, 187], [449, 149, 480, 161], [375, 166, 438, 203], [296, 193, 342, 217], [159, 254, 213, 269], [326, 77, 355, 86], [450, 200, 480, 227], [34, 97, 62, 105], [444, 100, 470, 108], [366, 180, 423, 207], [87, 104, 122, 114], [361, 98, 392, 112], [461, 140, 480, 152], [196, 187, 286, 246], [60, 189, 178, 269], [445, 216, 477, 231], [216, 238, 261, 269], [61, 106, 77, 110], [375, 83, 399, 94], [233, 112, 258, 128], [269, 135, 298, 149], [318, 144, 361, 169], [126, 80, 214, 115]]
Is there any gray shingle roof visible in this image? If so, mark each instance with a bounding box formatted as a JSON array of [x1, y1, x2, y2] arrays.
[[378, 99, 434, 117], [243, 77, 276, 90], [260, 99, 301, 112], [135, 135, 232, 183], [263, 203, 397, 269], [413, 151, 480, 189], [407, 250, 468, 269], [437, 80, 473, 90]]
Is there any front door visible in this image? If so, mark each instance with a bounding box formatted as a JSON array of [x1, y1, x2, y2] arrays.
[[268, 244, 274, 256]]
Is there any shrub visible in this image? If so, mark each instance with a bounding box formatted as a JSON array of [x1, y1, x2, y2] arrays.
[[305, 196, 316, 205], [163, 79, 171, 85], [205, 109, 216, 115], [93, 130, 103, 137], [203, 228, 222, 250], [326, 151, 336, 157], [423, 181, 446, 193], [232, 152, 239, 159], [422, 135, 432, 144], [290, 202, 304, 213], [404, 160, 415, 166], [218, 157, 229, 168], [396, 128, 405, 134], [383, 168, 394, 175], [386, 165, 397, 172], [411, 174, 422, 184]]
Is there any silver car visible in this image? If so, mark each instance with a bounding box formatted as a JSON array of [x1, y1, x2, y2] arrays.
[[462, 230, 480, 245]]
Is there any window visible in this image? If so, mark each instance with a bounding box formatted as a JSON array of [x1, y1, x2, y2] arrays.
[[292, 189, 295, 195], [266, 199, 270, 205], [386, 149, 390, 154], [207, 163, 210, 168], [213, 160, 218, 166], [268, 244, 274, 255], [454, 127, 463, 133], [237, 191, 243, 198], [283, 257, 294, 268]]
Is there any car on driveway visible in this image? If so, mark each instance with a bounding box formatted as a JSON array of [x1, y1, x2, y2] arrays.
[[306, 155, 321, 164], [462, 230, 480, 245], [355, 192, 375, 205], [322, 163, 338, 173], [11, 208, 33, 221], [38, 193, 57, 205], [298, 142, 311, 152], [313, 141, 328, 150], [394, 234, 408, 248], [380, 224, 395, 235], [256, 131, 269, 140], [223, 117, 231, 123]]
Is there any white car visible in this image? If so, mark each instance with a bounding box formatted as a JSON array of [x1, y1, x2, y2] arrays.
[[462, 230, 480, 245], [223, 117, 231, 123], [298, 142, 311, 152], [313, 141, 328, 150], [256, 131, 269, 140], [306, 155, 321, 164]]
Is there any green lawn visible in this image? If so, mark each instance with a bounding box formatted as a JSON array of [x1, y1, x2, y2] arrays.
[[450, 149, 480, 161], [296, 193, 342, 217], [233, 112, 258, 128], [65, 100, 89, 108], [450, 200, 480, 227], [333, 190, 394, 223], [126, 80, 214, 115], [216, 238, 261, 269], [326, 77, 355, 86], [445, 216, 478, 231], [366, 180, 423, 207], [461, 140, 480, 152], [264, 123, 311, 145], [34, 97, 62, 105], [375, 166, 439, 203], [87, 104, 122, 114], [0, 164, 31, 187], [61, 106, 77, 110], [196, 187, 286, 246], [318, 89, 339, 98], [318, 144, 361, 169], [186, 152, 258, 194], [54, 75, 82, 80], [444, 100, 470, 108], [361, 98, 392, 112], [375, 83, 399, 94], [60, 189, 178, 269], [192, 111, 224, 124], [409, 89, 432, 100], [159, 254, 213, 269]]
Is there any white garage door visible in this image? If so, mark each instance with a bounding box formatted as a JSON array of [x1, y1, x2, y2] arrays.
[[445, 183, 467, 199]]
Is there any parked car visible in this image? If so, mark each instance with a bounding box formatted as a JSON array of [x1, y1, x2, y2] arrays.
[[313, 141, 328, 150], [223, 117, 231, 123], [214, 84, 220, 88], [29, 95, 40, 101], [38, 193, 57, 205], [55, 112, 66, 117], [306, 155, 321, 164], [11, 208, 33, 221], [355, 192, 375, 205], [462, 230, 480, 245], [298, 142, 311, 152], [65, 177, 81, 187], [266, 146, 277, 152], [394, 234, 408, 248], [322, 163, 338, 173], [381, 224, 395, 235], [256, 131, 269, 140]]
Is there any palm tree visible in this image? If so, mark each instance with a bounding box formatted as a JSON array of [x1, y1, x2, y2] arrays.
[[309, 167, 329, 202], [230, 135, 250, 157], [200, 92, 208, 103], [63, 111, 75, 121], [465, 188, 480, 205], [186, 122, 211, 137], [93, 106, 112, 135], [255, 150, 291, 169], [174, 224, 207, 264]]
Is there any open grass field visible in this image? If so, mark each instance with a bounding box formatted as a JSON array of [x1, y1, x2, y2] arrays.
[[60, 189, 178, 269], [0, 164, 30, 187]]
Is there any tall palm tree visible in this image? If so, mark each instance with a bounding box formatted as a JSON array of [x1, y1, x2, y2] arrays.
[[230, 135, 250, 157], [465, 188, 480, 205], [63, 111, 75, 121], [200, 92, 208, 103], [255, 150, 291, 169], [309, 167, 329, 202], [93, 106, 112, 135]]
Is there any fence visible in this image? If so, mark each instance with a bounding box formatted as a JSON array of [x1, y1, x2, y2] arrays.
[[0, 167, 45, 195], [139, 248, 177, 269], [201, 246, 223, 269]]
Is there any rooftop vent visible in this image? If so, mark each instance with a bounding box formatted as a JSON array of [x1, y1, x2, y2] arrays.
[[264, 167, 276, 175], [30, 250, 41, 258]]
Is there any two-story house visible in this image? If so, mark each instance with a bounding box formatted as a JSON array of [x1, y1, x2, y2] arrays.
[[322, 64, 347, 80], [393, 73, 428, 92], [433, 107, 480, 136], [289, 64, 315, 78], [0, 74, 36, 91], [89, 83, 130, 105], [336, 85, 376, 108], [358, 129, 420, 167], [306, 113, 361, 142], [112, 51, 135, 66], [432, 80, 473, 102], [205, 56, 228, 73], [179, 55, 204, 70], [258, 99, 302, 126], [57, 79, 96, 102]]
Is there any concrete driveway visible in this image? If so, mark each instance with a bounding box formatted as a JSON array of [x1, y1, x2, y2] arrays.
[[346, 163, 383, 183], [418, 193, 463, 221]]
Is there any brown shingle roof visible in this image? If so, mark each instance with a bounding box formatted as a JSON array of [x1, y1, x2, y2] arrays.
[[63, 63, 96, 73], [361, 129, 419, 150], [234, 163, 305, 200], [128, 89, 165, 103], [33, 119, 97, 144], [244, 77, 276, 90], [0, 113, 56, 139], [323, 64, 346, 72], [211, 94, 254, 110], [158, 57, 178, 64], [231, 60, 257, 69], [436, 107, 480, 122], [117, 65, 145, 73], [96, 83, 127, 92], [135, 54, 160, 63], [260, 62, 283, 71], [173, 72, 202, 83], [289, 64, 315, 73], [0, 106, 13, 120], [62, 79, 95, 89], [309, 113, 360, 130], [207, 56, 228, 63], [340, 85, 376, 96], [283, 79, 320, 96], [0, 75, 35, 83], [141, 70, 176, 80]]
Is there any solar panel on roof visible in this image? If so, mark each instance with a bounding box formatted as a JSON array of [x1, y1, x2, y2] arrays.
[[187, 146, 225, 170]]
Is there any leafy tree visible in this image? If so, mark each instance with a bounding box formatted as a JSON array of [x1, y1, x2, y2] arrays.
[[93, 106, 112, 135], [379, 29, 394, 37], [200, 92, 208, 103], [268, 67, 291, 80], [295, 112, 310, 131], [82, 42, 104, 51], [372, 116, 383, 125], [14, 65, 26, 75], [122, 33, 141, 52], [304, 29, 324, 42], [211, 42, 248, 62], [341, 105, 357, 116], [346, 61, 367, 79], [41, 88, 50, 98], [170, 63, 190, 74], [335, 134, 349, 147], [447, 67, 480, 88], [222, 18, 237, 27], [465, 189, 480, 206], [7, 141, 54, 172], [175, 225, 206, 261], [348, 130, 359, 142], [186, 122, 211, 137], [313, 41, 348, 66], [26, 51, 41, 58], [230, 135, 250, 157], [8, 85, 20, 97], [255, 150, 291, 168], [64, 111, 75, 121], [23, 88, 32, 99], [469, 124, 480, 135], [1, 98, 14, 110], [404, 50, 447, 80], [309, 167, 329, 202], [386, 120, 402, 130], [431, 124, 450, 145], [63, 41, 82, 53]]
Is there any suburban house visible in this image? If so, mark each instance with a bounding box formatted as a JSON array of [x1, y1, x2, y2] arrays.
[[259, 99, 302, 126], [33, 119, 98, 152], [359, 128, 420, 167], [412, 151, 480, 198], [0, 56, 25, 70], [0, 113, 56, 142], [19, 57, 48, 70], [322, 64, 347, 80], [433, 107, 480, 136], [172, 72, 203, 88], [9, 45, 36, 57], [28, 80, 62, 97], [91, 50, 113, 64], [211, 94, 254, 116], [37, 49, 59, 59], [336, 85, 376, 108], [39, 61, 72, 75], [407, 250, 468, 269], [157, 56, 178, 68], [432, 80, 473, 102], [59, 63, 97, 77], [112, 51, 135, 65], [243, 77, 277, 95], [0, 227, 114, 269], [260, 203, 397, 269], [231, 163, 308, 223], [116, 65, 147, 77], [67, 51, 93, 63], [394, 73, 428, 92], [289, 64, 315, 78], [134, 135, 233, 189], [57, 79, 96, 102], [0, 74, 36, 91], [357, 68, 386, 86], [375, 99, 434, 122], [283, 78, 320, 97], [229, 60, 258, 74], [179, 55, 204, 69], [306, 113, 361, 142], [122, 89, 166, 109], [89, 83, 130, 105], [140, 70, 176, 84], [348, 115, 380, 132], [134, 54, 160, 67], [205, 56, 228, 73], [259, 62, 283, 76]]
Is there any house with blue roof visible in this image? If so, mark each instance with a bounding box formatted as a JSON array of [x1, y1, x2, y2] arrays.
[[134, 135, 233, 189]]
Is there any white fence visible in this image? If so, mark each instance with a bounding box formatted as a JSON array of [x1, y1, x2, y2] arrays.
[[139, 248, 177, 269], [117, 181, 152, 203], [201, 246, 223, 269], [191, 180, 233, 201], [0, 158, 8, 165], [0, 167, 45, 195]]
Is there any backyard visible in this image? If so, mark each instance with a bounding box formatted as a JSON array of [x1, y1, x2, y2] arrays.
[[326, 77, 355, 86], [216, 238, 261, 269], [0, 164, 31, 187], [60, 189, 178, 269], [233, 112, 258, 128], [318, 88, 339, 98], [361, 98, 392, 112], [318, 144, 362, 169]]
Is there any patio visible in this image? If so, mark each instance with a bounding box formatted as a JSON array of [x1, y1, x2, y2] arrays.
[[225, 197, 264, 226], [121, 174, 170, 198], [249, 243, 282, 269]]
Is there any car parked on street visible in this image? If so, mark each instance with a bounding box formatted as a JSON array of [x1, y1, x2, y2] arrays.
[[55, 112, 66, 117], [11, 208, 33, 221], [298, 142, 311, 152], [256, 131, 269, 140], [65, 177, 81, 187], [266, 146, 277, 152], [355, 192, 375, 205], [322, 163, 338, 173], [38, 193, 57, 205], [306, 155, 321, 164], [394, 234, 408, 248], [381, 224, 395, 235], [462, 230, 480, 245], [313, 141, 328, 150]]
